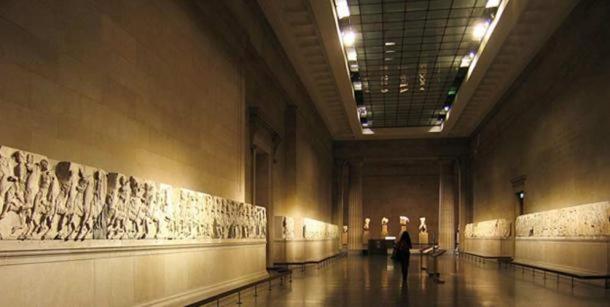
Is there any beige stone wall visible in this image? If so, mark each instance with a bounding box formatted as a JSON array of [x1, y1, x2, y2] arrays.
[[0, 0, 246, 201], [0, 0, 335, 304], [471, 1, 610, 222], [294, 112, 333, 222], [362, 161, 439, 242]]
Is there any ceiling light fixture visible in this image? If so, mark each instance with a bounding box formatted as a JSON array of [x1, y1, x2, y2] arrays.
[[460, 52, 475, 67], [347, 47, 357, 61], [342, 30, 356, 47], [486, 0, 501, 8], [336, 0, 350, 19], [362, 128, 375, 135], [472, 20, 490, 41], [385, 41, 395, 46]]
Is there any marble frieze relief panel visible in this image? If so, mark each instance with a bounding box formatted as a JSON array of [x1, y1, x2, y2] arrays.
[[515, 201, 610, 240], [464, 219, 511, 239], [274, 216, 338, 241], [0, 145, 267, 242]]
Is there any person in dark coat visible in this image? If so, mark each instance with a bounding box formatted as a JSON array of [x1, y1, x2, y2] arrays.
[[397, 231, 413, 282]]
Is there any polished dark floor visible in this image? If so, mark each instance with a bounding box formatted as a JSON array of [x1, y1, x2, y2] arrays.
[[208, 255, 610, 306]]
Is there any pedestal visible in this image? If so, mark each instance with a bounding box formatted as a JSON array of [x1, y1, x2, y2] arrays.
[[381, 225, 388, 237], [362, 230, 369, 246], [341, 232, 348, 246], [419, 232, 429, 244]]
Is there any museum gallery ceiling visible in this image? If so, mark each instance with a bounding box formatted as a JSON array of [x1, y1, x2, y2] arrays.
[[258, 0, 578, 139]]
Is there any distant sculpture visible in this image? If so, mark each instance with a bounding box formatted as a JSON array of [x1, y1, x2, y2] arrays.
[[418, 217, 427, 233], [381, 217, 389, 237], [418, 217, 429, 244], [363, 218, 370, 231], [0, 145, 267, 242], [341, 225, 348, 246], [362, 218, 370, 245]]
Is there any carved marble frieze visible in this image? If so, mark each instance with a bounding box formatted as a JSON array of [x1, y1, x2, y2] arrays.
[[274, 216, 338, 241], [303, 218, 338, 240], [0, 145, 267, 241], [464, 219, 511, 239], [515, 202, 610, 239]]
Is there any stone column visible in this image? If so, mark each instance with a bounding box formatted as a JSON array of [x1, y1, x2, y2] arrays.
[[347, 160, 363, 251], [438, 160, 457, 251], [457, 157, 472, 251]]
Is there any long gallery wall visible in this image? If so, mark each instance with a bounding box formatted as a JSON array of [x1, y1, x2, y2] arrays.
[[0, 145, 268, 306], [514, 202, 610, 275], [463, 219, 512, 258], [272, 216, 340, 263]]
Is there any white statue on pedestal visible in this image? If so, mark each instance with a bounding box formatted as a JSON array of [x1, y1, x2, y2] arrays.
[[341, 225, 348, 245], [381, 217, 389, 237], [362, 218, 370, 245], [418, 217, 429, 244]]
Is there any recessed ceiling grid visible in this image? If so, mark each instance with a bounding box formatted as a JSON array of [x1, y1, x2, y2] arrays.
[[349, 0, 489, 128]]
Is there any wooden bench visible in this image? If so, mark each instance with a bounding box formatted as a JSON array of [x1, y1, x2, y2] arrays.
[[511, 260, 610, 289]]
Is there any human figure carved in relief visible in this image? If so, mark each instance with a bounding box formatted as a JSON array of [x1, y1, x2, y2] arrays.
[[203, 195, 214, 239], [71, 168, 94, 241], [26, 159, 53, 238], [75, 169, 105, 241], [4, 152, 40, 239], [89, 170, 107, 239], [127, 177, 145, 239], [37, 168, 60, 240], [107, 175, 130, 239], [139, 182, 156, 239], [0, 151, 17, 234], [212, 198, 221, 239], [63, 167, 92, 241], [151, 185, 168, 239], [54, 164, 83, 240]]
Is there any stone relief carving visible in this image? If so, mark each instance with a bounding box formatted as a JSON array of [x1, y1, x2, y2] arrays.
[[281, 216, 295, 240], [464, 219, 511, 239], [274, 216, 338, 241], [0, 146, 267, 241], [515, 202, 610, 239], [303, 218, 338, 240]]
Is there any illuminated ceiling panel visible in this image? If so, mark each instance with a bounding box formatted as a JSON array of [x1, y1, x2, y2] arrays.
[[344, 0, 497, 128]]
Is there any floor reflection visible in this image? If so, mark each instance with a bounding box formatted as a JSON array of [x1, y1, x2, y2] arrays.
[[211, 254, 610, 306]]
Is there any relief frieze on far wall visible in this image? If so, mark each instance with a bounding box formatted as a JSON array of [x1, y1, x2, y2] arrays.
[[464, 219, 511, 239], [0, 145, 267, 241], [515, 202, 610, 239]]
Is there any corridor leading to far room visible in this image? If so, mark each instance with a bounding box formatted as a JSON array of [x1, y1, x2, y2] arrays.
[[208, 255, 610, 306]]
